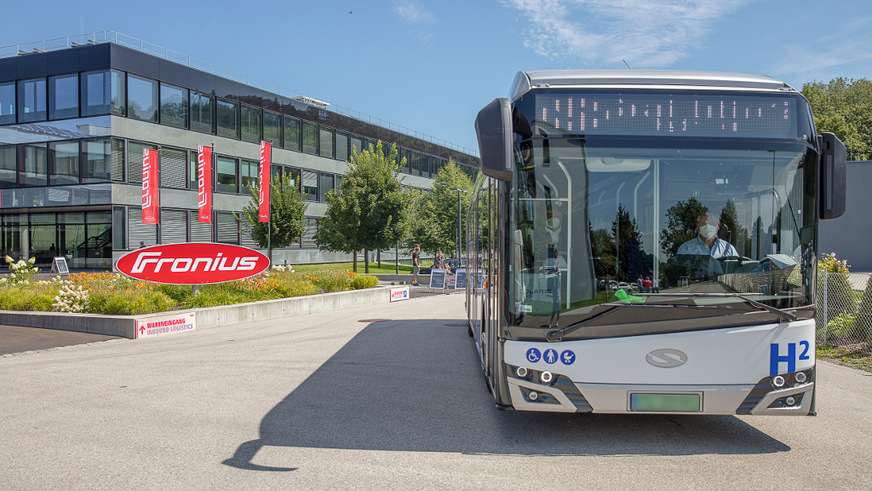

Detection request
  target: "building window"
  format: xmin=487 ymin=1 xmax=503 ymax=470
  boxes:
xmin=0 ymin=82 xmax=16 ymax=124
xmin=50 ymin=141 xmax=80 ymax=185
xmin=263 ymin=111 xmax=282 ymax=146
xmin=112 ymin=206 xmax=127 ymax=251
xmin=0 ymin=145 xmax=15 ymax=187
xmin=240 ymin=160 xmax=259 ymax=194
xmin=18 ymin=78 xmax=47 ymax=123
xmin=190 ymin=92 xmax=213 ymax=134
xmin=127 ymin=74 xmax=158 ymax=122
xmin=350 ymin=136 xmax=363 ymax=156
xmin=284 ymin=167 xmax=300 ymax=192
xmin=82 ymin=139 xmax=113 ymax=183
xmin=19 ymin=144 xmax=48 ymax=187
xmin=189 ymin=210 xmax=212 ymax=242
xmin=161 ymin=209 xmax=188 ymax=244
xmin=301 ymin=169 xmax=318 ymax=201
xmin=216 ymin=99 xmax=238 ymax=139
xmin=49 ymin=74 xmax=79 ymax=120
xmin=302 ymin=122 xmax=318 ymax=155
xmin=160 ymin=147 xmax=188 ymax=189
xmin=86 ymin=211 xmax=112 ymax=261
xmin=127 ymin=141 xmax=157 ymax=184
xmin=319 ymin=127 xmax=334 ymax=159
xmin=283 ymin=116 xmax=300 ymax=151
xmin=159 ymin=83 xmax=188 ymax=129
xmin=110 ymin=138 xmax=125 ymax=182
xmin=240 ymin=105 xmax=261 ymax=143
xmin=216 ymin=212 xmax=239 ymax=244
xmin=335 ymin=132 xmax=349 ymax=162
xmin=216 ymin=156 xmax=238 ymax=193
xmin=320 ymin=173 xmax=334 ymax=201
xmin=302 ymin=217 xmax=318 ymax=248
xmin=81 ymin=69 xmax=125 ymax=117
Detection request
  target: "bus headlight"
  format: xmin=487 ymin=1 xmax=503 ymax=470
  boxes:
xmin=785 ymin=396 xmax=797 ymax=406
xmin=540 ymin=371 xmax=554 ymax=384
xmin=771 ymin=375 xmax=786 ymax=388
xmin=516 ymin=366 xmax=528 ymax=378
xmin=528 ymin=391 xmax=539 ymax=401
xmin=794 ymin=371 xmax=807 ymax=384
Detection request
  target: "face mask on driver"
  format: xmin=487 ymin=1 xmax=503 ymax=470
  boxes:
xmin=699 ymin=223 xmax=717 ymax=240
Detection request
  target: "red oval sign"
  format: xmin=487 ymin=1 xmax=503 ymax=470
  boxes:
xmin=115 ymin=243 xmax=270 ymax=285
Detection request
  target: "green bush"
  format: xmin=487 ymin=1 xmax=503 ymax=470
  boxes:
xmin=0 ymin=283 xmax=56 ymax=311
xmin=89 ymin=288 xmax=176 ymax=315
xmin=351 ymin=274 xmax=379 ymax=290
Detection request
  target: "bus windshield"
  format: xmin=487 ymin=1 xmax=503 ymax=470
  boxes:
xmin=508 ymin=92 xmax=818 ymax=330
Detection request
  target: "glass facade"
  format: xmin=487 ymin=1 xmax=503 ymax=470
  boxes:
xmin=0 ymin=42 xmax=477 ymax=267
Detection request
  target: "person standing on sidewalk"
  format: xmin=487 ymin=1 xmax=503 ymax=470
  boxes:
xmin=412 ymin=244 xmax=421 ymax=286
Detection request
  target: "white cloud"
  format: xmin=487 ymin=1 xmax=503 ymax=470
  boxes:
xmin=394 ymin=1 xmax=437 ymax=24
xmin=503 ymin=0 xmax=750 ymax=67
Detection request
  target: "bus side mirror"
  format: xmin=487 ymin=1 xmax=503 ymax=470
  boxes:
xmin=819 ymin=132 xmax=846 ymax=220
xmin=475 ymin=98 xmax=513 ymax=181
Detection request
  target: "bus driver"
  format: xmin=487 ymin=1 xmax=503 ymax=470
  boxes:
xmin=677 ymin=212 xmax=738 ymax=259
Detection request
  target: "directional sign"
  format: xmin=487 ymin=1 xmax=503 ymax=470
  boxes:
xmin=136 ymin=312 xmax=196 ymax=339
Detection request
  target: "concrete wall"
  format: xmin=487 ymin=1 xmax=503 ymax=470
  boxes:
xmin=819 ymin=161 xmax=872 ymax=271
xmin=0 ymin=285 xmax=393 ymax=339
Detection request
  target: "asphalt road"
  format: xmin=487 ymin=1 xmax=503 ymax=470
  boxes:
xmin=2 ymin=293 xmax=870 ymax=489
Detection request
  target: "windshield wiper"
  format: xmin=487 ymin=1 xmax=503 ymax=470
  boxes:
xmin=647 ymin=293 xmax=798 ymax=323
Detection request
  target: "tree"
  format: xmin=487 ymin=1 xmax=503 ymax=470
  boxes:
xmin=406 ymin=160 xmax=474 ymax=259
xmin=802 ymin=78 xmax=872 ymax=161
xmin=612 ymin=204 xmax=648 ymax=281
xmin=239 ymin=173 xmax=307 ymax=264
xmin=314 ymin=141 xmax=409 ymax=273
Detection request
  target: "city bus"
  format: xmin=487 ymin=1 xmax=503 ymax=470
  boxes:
xmin=466 ymin=70 xmax=846 ymax=415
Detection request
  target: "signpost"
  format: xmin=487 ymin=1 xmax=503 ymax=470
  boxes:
xmin=115 ymin=243 xmax=270 ymax=285
xmin=454 ymin=268 xmax=467 ymax=291
xmin=428 ymin=268 xmax=447 ymax=293
xmin=50 ymin=257 xmax=69 ymax=275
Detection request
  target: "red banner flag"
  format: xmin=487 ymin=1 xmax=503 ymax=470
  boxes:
xmin=142 ymin=149 xmax=159 ymax=224
xmin=259 ymin=141 xmax=271 ymax=223
xmin=197 ymin=145 xmax=212 ymax=223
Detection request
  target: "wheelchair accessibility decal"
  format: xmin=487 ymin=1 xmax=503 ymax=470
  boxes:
xmin=526 ymin=348 xmax=576 ymax=365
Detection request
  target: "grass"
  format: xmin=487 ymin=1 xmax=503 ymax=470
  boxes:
xmin=817 ymin=344 xmax=872 ymax=372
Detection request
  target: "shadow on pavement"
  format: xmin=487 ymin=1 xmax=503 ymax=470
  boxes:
xmin=224 ymin=317 xmax=788 ymax=470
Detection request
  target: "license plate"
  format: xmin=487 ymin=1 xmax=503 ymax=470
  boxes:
xmin=630 ymin=393 xmax=701 ymax=412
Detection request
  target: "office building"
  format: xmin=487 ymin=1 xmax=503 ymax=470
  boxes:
xmin=0 ymin=32 xmax=478 ymax=269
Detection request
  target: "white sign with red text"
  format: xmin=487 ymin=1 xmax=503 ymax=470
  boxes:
xmin=390 ymin=286 xmax=410 ymax=302
xmin=136 ymin=312 xmax=196 ymax=339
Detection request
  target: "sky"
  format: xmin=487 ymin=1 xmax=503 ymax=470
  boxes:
xmin=2 ymin=0 xmax=871 ymax=155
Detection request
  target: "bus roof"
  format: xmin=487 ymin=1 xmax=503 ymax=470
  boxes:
xmin=510 ymin=70 xmax=796 ymax=101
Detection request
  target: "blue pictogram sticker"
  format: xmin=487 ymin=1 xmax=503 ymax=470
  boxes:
xmin=526 ymin=348 xmax=541 ymax=363
xmin=561 ymin=350 xmax=576 ymax=365
xmin=543 ymin=348 xmax=558 ymax=364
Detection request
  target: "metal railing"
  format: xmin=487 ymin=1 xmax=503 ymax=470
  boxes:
xmin=816 ymin=271 xmax=872 ymax=352
xmin=0 ymin=30 xmax=479 ymax=157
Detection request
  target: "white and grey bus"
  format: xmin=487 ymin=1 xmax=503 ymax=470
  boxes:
xmin=466 ymin=70 xmax=846 ymax=415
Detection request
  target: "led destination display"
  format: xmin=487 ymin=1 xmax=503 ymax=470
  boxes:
xmin=533 ymin=92 xmax=796 ymax=139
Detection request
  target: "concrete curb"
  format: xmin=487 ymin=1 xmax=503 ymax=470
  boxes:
xmin=0 ymin=286 xmax=394 ymax=339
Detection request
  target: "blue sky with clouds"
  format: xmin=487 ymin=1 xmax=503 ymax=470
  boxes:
xmin=3 ymin=0 xmax=871 ymax=153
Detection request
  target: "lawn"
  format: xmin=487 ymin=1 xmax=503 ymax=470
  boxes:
xmin=817 ymin=344 xmax=872 ymax=372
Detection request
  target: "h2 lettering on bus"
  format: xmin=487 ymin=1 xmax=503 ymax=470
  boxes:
xmin=770 ymin=341 xmax=811 ymax=376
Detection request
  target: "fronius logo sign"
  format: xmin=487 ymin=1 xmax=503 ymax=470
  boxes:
xmin=116 ymin=243 xmax=269 ymax=285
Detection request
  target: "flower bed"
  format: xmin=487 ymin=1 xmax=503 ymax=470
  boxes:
xmin=0 ymin=263 xmax=379 ymax=316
